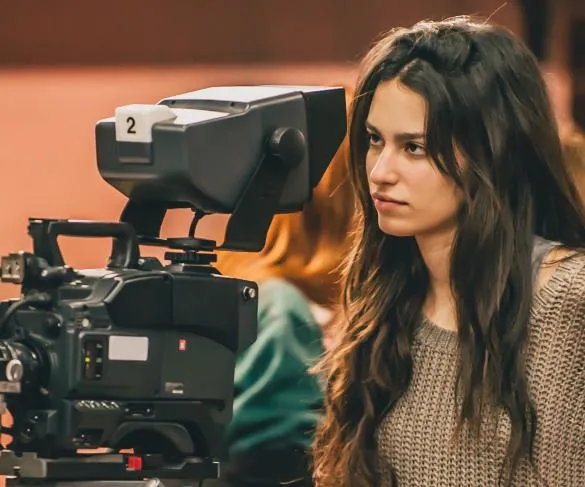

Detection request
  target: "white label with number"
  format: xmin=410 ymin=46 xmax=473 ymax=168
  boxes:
xmin=114 ymin=104 xmax=177 ymax=143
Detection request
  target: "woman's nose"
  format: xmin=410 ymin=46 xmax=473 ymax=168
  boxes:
xmin=369 ymin=148 xmax=400 ymax=186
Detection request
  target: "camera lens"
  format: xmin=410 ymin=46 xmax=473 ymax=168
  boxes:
xmin=0 ymin=341 xmax=40 ymax=393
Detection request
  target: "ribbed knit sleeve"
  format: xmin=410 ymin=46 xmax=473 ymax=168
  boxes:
xmin=514 ymin=254 xmax=585 ymax=486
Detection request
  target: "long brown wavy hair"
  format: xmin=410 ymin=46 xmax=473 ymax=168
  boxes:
xmin=312 ymin=17 xmax=585 ymax=487
xmin=217 ymin=86 xmax=355 ymax=308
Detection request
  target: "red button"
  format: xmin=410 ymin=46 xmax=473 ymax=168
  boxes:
xmin=126 ymin=455 xmax=143 ymax=471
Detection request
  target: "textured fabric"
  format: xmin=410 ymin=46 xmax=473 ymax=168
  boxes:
xmin=376 ymin=249 xmax=585 ymax=486
xmin=224 ymin=278 xmax=324 ymax=454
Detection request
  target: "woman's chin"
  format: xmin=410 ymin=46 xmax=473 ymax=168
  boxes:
xmin=377 ymin=220 xmax=416 ymax=238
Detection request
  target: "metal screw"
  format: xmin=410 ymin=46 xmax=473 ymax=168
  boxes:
xmin=5 ymin=359 xmax=23 ymax=382
xmin=241 ymin=286 xmax=256 ymax=300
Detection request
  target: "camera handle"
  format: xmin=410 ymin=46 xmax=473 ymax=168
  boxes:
xmin=27 ymin=219 xmax=139 ymax=269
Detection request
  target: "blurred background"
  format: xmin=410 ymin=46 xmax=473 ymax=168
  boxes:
xmin=0 ymin=0 xmax=583 ymax=299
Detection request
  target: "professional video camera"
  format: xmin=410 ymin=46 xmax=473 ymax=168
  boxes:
xmin=0 ymin=85 xmax=346 ymax=487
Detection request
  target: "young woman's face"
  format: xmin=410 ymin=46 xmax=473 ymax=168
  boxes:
xmin=365 ymin=79 xmax=463 ymax=239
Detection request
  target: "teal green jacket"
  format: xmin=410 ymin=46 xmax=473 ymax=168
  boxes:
xmin=224 ymin=278 xmax=325 ymax=454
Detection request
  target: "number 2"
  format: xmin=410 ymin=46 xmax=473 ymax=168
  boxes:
xmin=126 ymin=117 xmax=136 ymax=134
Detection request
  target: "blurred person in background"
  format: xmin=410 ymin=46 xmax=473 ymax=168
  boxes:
xmin=519 ymin=0 xmax=579 ymax=136
xmin=562 ymin=126 xmax=585 ymax=204
xmin=519 ymin=0 xmax=585 ymax=233
xmin=204 ymin=87 xmax=355 ymax=487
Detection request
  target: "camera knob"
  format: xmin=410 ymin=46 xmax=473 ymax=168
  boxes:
xmin=5 ymin=358 xmax=23 ymax=382
xmin=269 ymin=127 xmax=306 ymax=168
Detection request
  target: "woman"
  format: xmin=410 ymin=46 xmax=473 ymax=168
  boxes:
xmin=208 ymin=88 xmax=355 ymax=487
xmin=312 ymin=17 xmax=585 ymax=487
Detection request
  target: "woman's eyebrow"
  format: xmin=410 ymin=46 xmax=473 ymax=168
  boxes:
xmin=365 ymin=121 xmax=425 ymax=141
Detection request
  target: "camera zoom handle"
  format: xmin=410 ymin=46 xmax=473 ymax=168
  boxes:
xmin=27 ymin=219 xmax=139 ymax=269
xmin=220 ymin=126 xmax=306 ymax=252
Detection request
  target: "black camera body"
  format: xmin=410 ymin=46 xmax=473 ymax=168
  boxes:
xmin=0 ymin=223 xmax=257 ymax=459
xmin=0 ymin=85 xmax=346 ymax=484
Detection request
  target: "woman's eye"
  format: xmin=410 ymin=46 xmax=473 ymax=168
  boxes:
xmin=367 ymin=132 xmax=383 ymax=147
xmin=404 ymin=142 xmax=426 ymax=156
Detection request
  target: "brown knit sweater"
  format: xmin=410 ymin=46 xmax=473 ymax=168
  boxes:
xmin=376 ymin=253 xmax=585 ymax=486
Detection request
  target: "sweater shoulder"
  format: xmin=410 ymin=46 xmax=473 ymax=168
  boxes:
xmin=532 ymin=250 xmax=585 ymax=317
xmin=526 ymin=251 xmax=585 ymax=483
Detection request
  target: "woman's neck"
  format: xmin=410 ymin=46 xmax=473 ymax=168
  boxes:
xmin=416 ymin=229 xmax=458 ymax=331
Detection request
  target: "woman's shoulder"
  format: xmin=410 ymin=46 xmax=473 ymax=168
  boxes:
xmin=527 ymin=249 xmax=585 ymax=480
xmin=533 ymin=247 xmax=585 ymax=316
